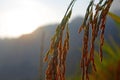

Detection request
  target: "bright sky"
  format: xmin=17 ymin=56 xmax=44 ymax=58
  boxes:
xmin=0 ymin=0 xmax=118 ymax=38
xmin=0 ymin=0 xmax=90 ymax=38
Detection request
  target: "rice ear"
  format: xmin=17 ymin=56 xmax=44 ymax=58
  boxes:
xmin=44 ymin=0 xmax=76 ymax=80
xmin=44 ymin=0 xmax=114 ymax=80
xmin=79 ymin=0 xmax=113 ymax=79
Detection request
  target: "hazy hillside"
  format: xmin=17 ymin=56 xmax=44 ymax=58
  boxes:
xmin=0 ymin=14 xmax=119 ymax=80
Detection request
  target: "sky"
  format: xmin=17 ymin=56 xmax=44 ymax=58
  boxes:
xmin=0 ymin=0 xmax=119 ymax=38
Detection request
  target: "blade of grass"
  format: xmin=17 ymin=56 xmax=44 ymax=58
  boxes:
xmin=108 ymin=12 xmax=120 ymax=28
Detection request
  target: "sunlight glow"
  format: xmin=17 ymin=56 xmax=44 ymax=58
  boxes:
xmin=0 ymin=0 xmax=57 ymax=38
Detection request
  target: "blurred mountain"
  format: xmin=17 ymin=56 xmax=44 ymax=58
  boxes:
xmin=0 ymin=13 xmax=119 ymax=80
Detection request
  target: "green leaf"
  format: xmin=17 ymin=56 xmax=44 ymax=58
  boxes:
xmin=103 ymin=42 xmax=117 ymax=60
xmin=108 ymin=12 xmax=120 ymax=27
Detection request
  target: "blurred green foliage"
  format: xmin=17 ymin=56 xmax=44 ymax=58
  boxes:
xmin=89 ymin=39 xmax=120 ymax=80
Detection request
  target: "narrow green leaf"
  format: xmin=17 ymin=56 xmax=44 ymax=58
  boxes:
xmin=108 ymin=12 xmax=120 ymax=27
xmin=103 ymin=43 xmax=117 ymax=59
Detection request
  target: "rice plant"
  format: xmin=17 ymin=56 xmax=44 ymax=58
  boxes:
xmin=44 ymin=0 xmax=114 ymax=80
